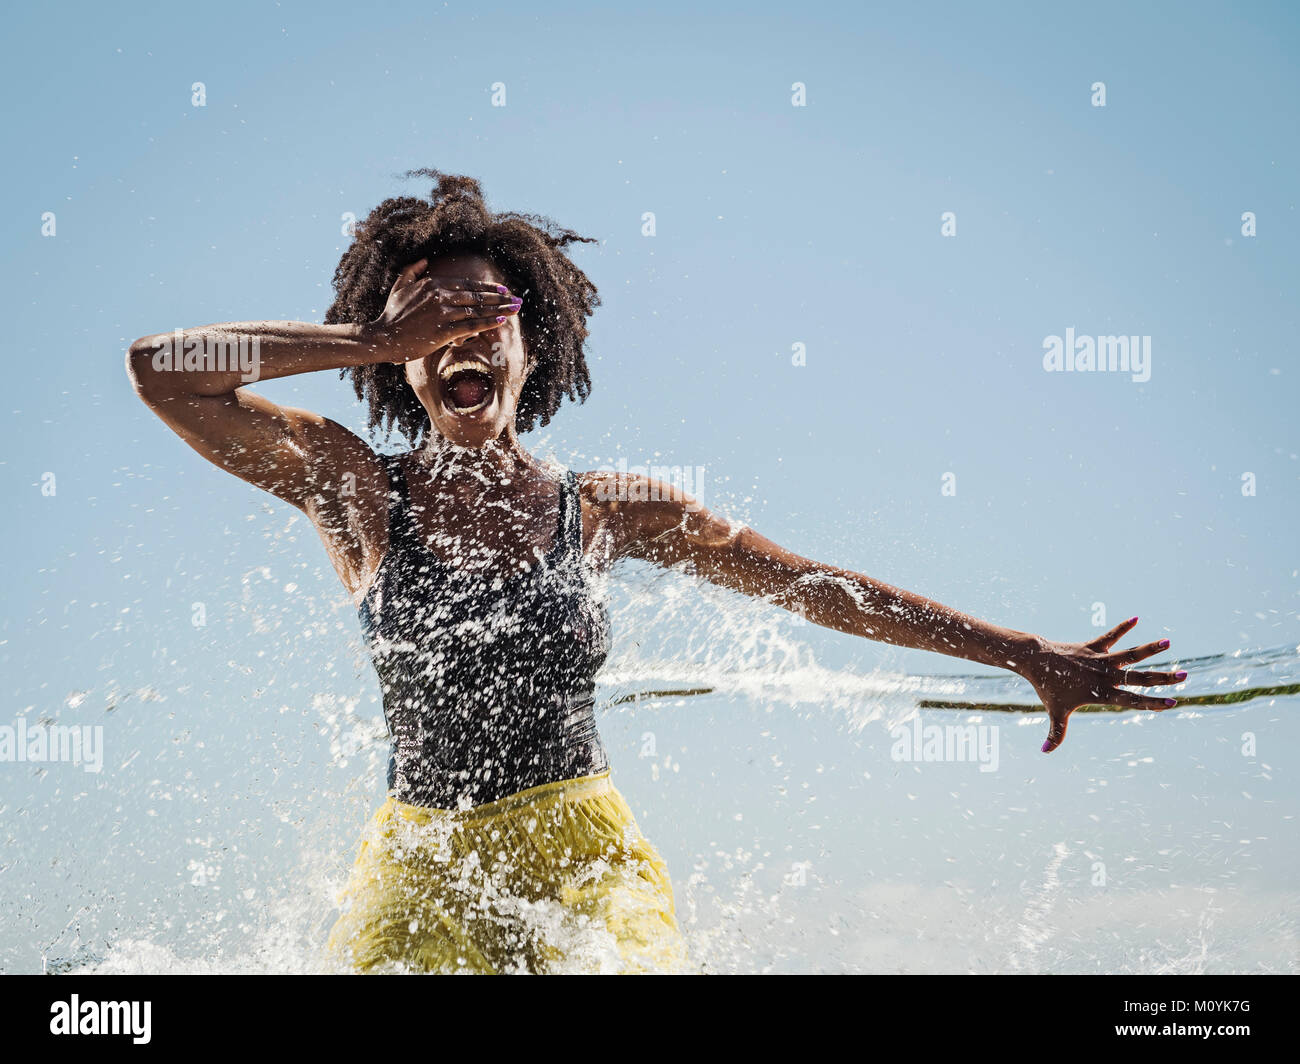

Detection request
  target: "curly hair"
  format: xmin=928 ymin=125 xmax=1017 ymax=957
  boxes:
xmin=324 ymin=169 xmax=600 ymax=443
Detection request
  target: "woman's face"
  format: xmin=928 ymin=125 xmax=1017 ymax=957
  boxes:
xmin=404 ymin=252 xmax=529 ymax=449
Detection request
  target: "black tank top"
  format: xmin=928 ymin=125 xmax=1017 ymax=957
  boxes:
xmin=358 ymin=454 xmax=611 ymax=809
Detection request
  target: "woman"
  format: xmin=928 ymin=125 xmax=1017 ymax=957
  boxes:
xmin=126 ymin=170 xmax=1183 ymax=974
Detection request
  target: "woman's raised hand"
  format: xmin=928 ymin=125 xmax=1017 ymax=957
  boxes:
xmin=366 ymin=258 xmax=522 ymax=362
xmin=1017 ymin=617 xmax=1185 ymax=753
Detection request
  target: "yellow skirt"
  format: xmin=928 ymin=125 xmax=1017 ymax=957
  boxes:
xmin=326 ymin=771 xmax=692 ymax=974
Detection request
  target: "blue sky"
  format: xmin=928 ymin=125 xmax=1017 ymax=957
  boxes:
xmin=6 ymin=0 xmax=1296 ymax=683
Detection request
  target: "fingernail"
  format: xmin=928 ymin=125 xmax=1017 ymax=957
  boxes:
xmin=510 ymin=297 xmax=523 ymax=306
xmin=1175 ymin=671 xmax=1187 ymax=680
xmin=1164 ymin=698 xmax=1177 ymax=707
xmin=1128 ymin=616 xmax=1139 ymax=624
xmin=1159 ymin=639 xmax=1170 ymax=649
xmin=496 ymin=285 xmax=508 ymax=294
xmin=1041 ymin=740 xmax=1052 ymax=753
xmin=495 ymin=315 xmax=506 ymax=323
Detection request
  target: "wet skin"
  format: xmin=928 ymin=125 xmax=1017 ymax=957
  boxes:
xmin=127 ymin=254 xmax=1185 ymax=752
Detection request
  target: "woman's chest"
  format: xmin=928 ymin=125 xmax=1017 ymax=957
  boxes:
xmin=362 ymin=557 xmax=608 ymax=653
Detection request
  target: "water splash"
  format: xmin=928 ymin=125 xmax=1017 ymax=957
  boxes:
xmin=9 ymin=557 xmax=1298 ymax=975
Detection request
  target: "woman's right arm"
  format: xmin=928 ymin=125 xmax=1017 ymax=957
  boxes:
xmin=124 ymin=260 xmax=519 ymax=593
xmin=126 ymin=317 xmax=386 ymax=506
xmin=126 ymin=318 xmax=397 ymax=594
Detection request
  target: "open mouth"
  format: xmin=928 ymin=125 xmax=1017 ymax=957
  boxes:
xmin=437 ymin=359 xmax=496 ymax=414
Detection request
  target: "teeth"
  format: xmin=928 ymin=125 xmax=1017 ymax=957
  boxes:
xmin=439 ymin=358 xmax=493 ymax=412
xmin=438 ymin=359 xmax=492 ymax=382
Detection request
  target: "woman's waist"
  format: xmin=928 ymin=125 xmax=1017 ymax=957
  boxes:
xmin=386 ymin=729 xmax=611 ymax=811
xmin=367 ymin=645 xmax=607 ymax=693
xmin=385 ymin=768 xmax=617 ymax=822
xmin=381 ymin=685 xmax=603 ymax=735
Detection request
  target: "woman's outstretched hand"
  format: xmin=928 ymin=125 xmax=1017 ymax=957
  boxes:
xmin=1016 ymin=617 xmax=1184 ymax=753
xmin=366 ymin=258 xmax=522 ymax=362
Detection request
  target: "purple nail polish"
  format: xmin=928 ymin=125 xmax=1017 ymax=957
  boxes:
xmin=1175 ymin=671 xmax=1187 ymax=680
xmin=495 ymin=315 xmax=506 ymax=323
xmin=1164 ymin=698 xmax=1177 ymax=707
xmin=496 ymin=285 xmax=508 ymax=294
xmin=1128 ymin=616 xmax=1139 ymax=624
xmin=1159 ymin=639 xmax=1170 ymax=649
xmin=1041 ymin=740 xmax=1052 ymax=753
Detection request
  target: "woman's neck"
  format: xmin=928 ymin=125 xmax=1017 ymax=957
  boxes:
xmin=414 ymin=428 xmax=544 ymax=485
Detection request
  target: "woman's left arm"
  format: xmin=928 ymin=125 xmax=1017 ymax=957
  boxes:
xmin=589 ymin=473 xmax=1183 ymax=753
